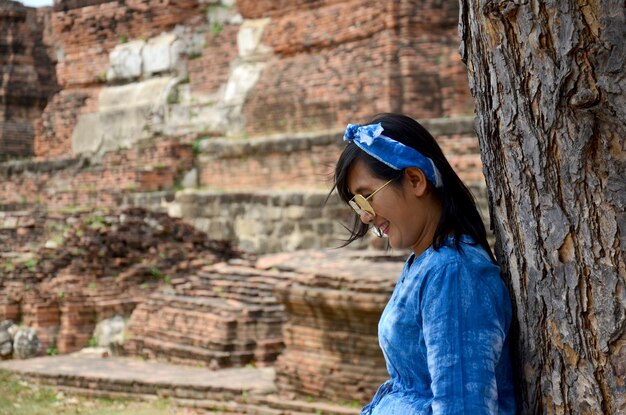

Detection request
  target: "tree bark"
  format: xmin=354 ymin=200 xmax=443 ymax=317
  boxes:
xmin=458 ymin=1 xmax=625 ymax=413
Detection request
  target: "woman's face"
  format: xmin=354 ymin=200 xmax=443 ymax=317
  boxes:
xmin=346 ymin=159 xmax=441 ymax=254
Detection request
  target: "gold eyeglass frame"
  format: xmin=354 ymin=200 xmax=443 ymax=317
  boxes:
xmin=348 ymin=178 xmax=394 ymax=218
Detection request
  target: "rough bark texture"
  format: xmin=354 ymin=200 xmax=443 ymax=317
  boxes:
xmin=459 ymin=1 xmax=625 ymax=414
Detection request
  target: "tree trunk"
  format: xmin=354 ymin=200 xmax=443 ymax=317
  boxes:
xmin=458 ymin=1 xmax=625 ymax=413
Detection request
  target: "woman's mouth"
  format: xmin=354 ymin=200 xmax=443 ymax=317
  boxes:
xmin=379 ymin=222 xmax=390 ymax=235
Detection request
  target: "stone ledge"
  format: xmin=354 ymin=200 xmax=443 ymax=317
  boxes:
xmin=53 ymin=0 xmax=112 ymax=12
xmin=421 ymin=116 xmax=475 ymax=136
xmin=177 ymin=395 xmax=361 ymax=414
xmin=0 ymin=354 xmax=360 ymax=414
xmin=0 ymin=156 xmax=88 ymax=176
xmin=199 ymin=117 xmax=476 ymax=159
xmin=0 ymin=354 xmax=275 ymax=396
xmin=199 ymin=130 xmax=341 ymax=158
xmin=125 ymin=187 xmax=489 ymax=255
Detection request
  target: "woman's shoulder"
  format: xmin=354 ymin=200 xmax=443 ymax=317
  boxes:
xmin=419 ymin=235 xmax=497 ymax=271
xmin=415 ymin=237 xmax=512 ymax=315
xmin=407 ymin=236 xmax=505 ymax=299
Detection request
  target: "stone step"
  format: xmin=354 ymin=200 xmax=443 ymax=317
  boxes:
xmin=0 ymin=354 xmax=360 ymax=415
xmin=176 ymin=398 xmax=286 ymax=415
xmin=250 ymin=395 xmax=360 ymax=415
xmin=0 ymin=354 xmax=275 ymax=400
xmin=177 ymin=395 xmax=361 ymax=415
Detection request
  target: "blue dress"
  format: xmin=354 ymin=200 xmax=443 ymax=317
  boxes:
xmin=362 ymin=236 xmax=516 ymax=414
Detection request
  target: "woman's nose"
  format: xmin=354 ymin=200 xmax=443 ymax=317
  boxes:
xmin=359 ymin=211 xmax=374 ymax=224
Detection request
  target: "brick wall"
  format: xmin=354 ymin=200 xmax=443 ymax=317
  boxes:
xmin=0 ymin=138 xmax=193 ymax=210
xmin=395 ymin=0 xmax=473 ymax=117
xmin=188 ymin=25 xmax=240 ymax=95
xmin=243 ymin=32 xmax=397 ymax=136
xmin=35 ymin=87 xmax=101 ymax=158
xmin=0 ymin=1 xmax=58 ymax=160
xmin=33 ymin=0 xmax=204 ymax=159
xmin=236 ymin=0 xmax=347 ymax=19
xmin=243 ymin=1 xmax=395 ymax=137
xmin=199 ymin=133 xmax=342 ymax=191
xmin=51 ymin=0 xmax=202 ymax=88
xmin=199 ymin=118 xmax=485 ymax=192
xmin=27 ymin=0 xmax=474 ymax=159
xmin=242 ymin=0 xmax=473 ymax=137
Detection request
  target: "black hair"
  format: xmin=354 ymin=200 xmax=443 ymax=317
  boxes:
xmin=330 ymin=113 xmax=495 ymax=262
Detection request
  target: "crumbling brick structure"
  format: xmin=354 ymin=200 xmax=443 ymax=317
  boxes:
xmin=240 ymin=0 xmax=473 ymax=136
xmin=0 ymin=1 xmax=58 ymax=160
xmin=0 ymin=207 xmax=237 ymax=353
xmin=35 ymin=0 xmax=205 ymax=158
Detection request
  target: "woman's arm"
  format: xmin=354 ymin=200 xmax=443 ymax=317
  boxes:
xmin=420 ymin=260 xmax=510 ymax=414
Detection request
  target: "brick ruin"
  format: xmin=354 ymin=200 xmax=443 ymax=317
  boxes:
xmin=0 ymin=208 xmax=237 ymax=353
xmin=259 ymin=250 xmax=404 ymax=403
xmin=0 ymin=0 xmax=486 ymax=408
xmin=124 ymin=261 xmax=289 ymax=369
xmin=0 ymin=1 xmax=58 ymax=160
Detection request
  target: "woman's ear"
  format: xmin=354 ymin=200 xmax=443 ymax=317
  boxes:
xmin=404 ymin=167 xmax=428 ymax=197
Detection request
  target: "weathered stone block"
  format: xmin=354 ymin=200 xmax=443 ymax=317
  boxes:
xmin=223 ymin=62 xmax=266 ymax=106
xmin=234 ymin=217 xmax=267 ymax=235
xmin=94 ymin=315 xmax=125 ymax=348
xmin=0 ymin=329 xmax=12 ymax=358
xmin=72 ymin=77 xmax=177 ymax=155
xmin=181 ymin=168 xmax=198 ymax=189
xmin=13 ymin=327 xmax=41 ymax=359
xmin=207 ymin=219 xmax=235 ymax=240
xmin=142 ymin=33 xmax=185 ymax=76
xmin=107 ymin=40 xmax=145 ymax=82
xmin=192 ymin=217 xmax=211 ymax=233
xmin=237 ymin=18 xmax=271 ymax=58
xmin=303 ymin=193 xmax=328 ymax=208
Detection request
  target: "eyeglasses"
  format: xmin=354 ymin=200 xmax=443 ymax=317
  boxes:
xmin=348 ymin=178 xmax=394 ymax=218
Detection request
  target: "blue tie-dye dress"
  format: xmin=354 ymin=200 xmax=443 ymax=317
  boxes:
xmin=362 ymin=236 xmax=516 ymax=415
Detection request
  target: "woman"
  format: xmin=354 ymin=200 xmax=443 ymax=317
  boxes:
xmin=332 ymin=113 xmax=516 ymax=414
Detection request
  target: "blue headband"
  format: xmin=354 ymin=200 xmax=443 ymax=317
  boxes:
xmin=343 ymin=123 xmax=443 ymax=188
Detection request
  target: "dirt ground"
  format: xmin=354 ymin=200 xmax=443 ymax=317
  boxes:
xmin=0 ymin=370 xmax=204 ymax=415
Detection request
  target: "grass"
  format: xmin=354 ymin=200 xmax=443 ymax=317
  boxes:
xmin=0 ymin=370 xmax=197 ymax=415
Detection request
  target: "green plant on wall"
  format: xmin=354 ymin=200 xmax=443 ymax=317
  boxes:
xmin=211 ymin=22 xmax=223 ymax=36
xmin=3 ymin=261 xmax=14 ymax=272
xmin=24 ymin=258 xmax=38 ymax=271
xmin=192 ymin=139 xmax=202 ymax=156
xmin=188 ymin=51 xmax=202 ymax=60
xmin=150 ymin=267 xmax=162 ymax=279
xmin=167 ymin=87 xmax=180 ymax=105
xmin=84 ymin=214 xmax=105 ymax=228
xmin=88 ymin=337 xmax=98 ymax=347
